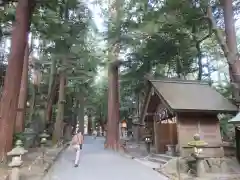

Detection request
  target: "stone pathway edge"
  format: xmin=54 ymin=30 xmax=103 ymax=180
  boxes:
xmin=43 ymin=143 xmax=70 ymax=174
xmin=119 ymin=150 xmax=169 ymax=179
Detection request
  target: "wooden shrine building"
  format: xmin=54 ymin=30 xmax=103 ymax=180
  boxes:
xmin=140 ymin=79 xmax=238 ymax=157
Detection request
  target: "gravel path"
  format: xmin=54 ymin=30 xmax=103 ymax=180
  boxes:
xmin=43 ymin=136 xmax=168 ymax=180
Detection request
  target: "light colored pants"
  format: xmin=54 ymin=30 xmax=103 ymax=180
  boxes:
xmin=74 ymin=145 xmax=81 ymax=165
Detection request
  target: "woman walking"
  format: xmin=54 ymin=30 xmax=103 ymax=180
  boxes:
xmin=71 ymin=130 xmax=84 ymax=167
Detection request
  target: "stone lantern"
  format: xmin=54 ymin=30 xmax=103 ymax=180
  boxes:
xmin=188 ymin=133 xmax=208 ymax=177
xmin=39 ymin=130 xmax=49 ymax=163
xmin=120 ymin=119 xmax=127 ymax=138
xmin=39 ymin=130 xmax=49 ymax=145
xmin=23 ymin=128 xmax=37 ymax=148
xmin=188 ymin=134 xmax=208 ymax=155
xmin=7 ymin=140 xmax=28 ymax=180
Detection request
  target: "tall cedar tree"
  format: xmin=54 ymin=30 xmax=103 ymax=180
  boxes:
xmin=0 ymin=0 xmax=34 ymax=161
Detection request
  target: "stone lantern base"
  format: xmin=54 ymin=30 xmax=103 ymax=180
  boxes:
xmin=166 ymin=144 xmax=176 ymax=156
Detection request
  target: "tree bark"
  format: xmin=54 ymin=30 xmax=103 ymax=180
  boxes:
xmin=48 ymin=59 xmax=57 ymax=95
xmin=105 ymin=0 xmax=121 ymax=150
xmin=28 ymin=84 xmax=36 ymax=124
xmin=78 ymin=94 xmax=85 ymax=134
xmin=87 ymin=113 xmax=92 ymax=135
xmin=208 ymin=3 xmax=240 ymax=102
xmin=0 ymin=0 xmax=32 ymax=161
xmin=63 ymin=122 xmax=72 ymax=141
xmin=223 ymin=0 xmax=238 ymax=55
xmin=72 ymin=97 xmax=78 ymax=134
xmin=46 ymin=75 xmax=59 ymax=122
xmin=15 ymin=44 xmax=30 ymax=133
xmin=222 ymin=0 xmax=240 ymax=103
xmin=106 ymin=65 xmax=120 ymax=150
xmin=52 ymin=70 xmax=66 ymax=143
xmin=45 ymin=61 xmax=57 ymax=123
xmin=100 ymin=118 xmax=105 ymax=136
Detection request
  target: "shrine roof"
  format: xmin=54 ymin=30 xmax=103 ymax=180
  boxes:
xmin=149 ymin=79 xmax=238 ymax=113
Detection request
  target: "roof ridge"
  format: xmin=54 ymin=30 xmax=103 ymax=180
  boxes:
xmin=149 ymin=79 xmax=208 ymax=85
xmin=147 ymin=79 xmax=237 ymax=113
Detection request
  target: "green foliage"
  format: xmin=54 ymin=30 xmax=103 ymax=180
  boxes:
xmin=94 ymin=0 xmax=239 ymax=121
xmin=25 ymin=0 xmax=101 ymax=126
xmin=219 ymin=114 xmax=235 ymax=143
xmin=108 ymin=0 xmax=208 ymax=116
xmin=0 ymin=0 xmax=239 ymax=137
xmin=13 ymin=132 xmax=26 ymax=145
xmin=86 ymin=76 xmax=108 ymax=122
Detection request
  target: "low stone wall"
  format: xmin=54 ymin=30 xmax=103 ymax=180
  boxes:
xmin=159 ymin=157 xmax=240 ymax=180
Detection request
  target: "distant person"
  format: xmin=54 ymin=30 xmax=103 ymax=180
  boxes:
xmin=92 ymin=130 xmax=97 ymax=139
xmin=71 ymin=130 xmax=84 ymax=167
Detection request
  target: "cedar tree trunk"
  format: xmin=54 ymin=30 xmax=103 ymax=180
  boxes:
xmin=222 ymin=0 xmax=240 ymax=102
xmin=52 ymin=70 xmax=66 ymax=143
xmin=15 ymin=44 xmax=30 ymax=133
xmin=106 ymin=64 xmax=120 ymax=150
xmin=0 ymin=0 xmax=33 ymax=161
xmin=87 ymin=114 xmax=92 ymax=135
xmin=78 ymin=94 xmax=84 ymax=134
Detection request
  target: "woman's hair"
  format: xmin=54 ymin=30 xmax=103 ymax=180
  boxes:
xmin=77 ymin=129 xmax=82 ymax=133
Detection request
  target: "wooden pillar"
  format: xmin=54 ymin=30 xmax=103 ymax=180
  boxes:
xmin=169 ymin=119 xmax=173 ymax=145
xmin=153 ymin=119 xmax=160 ymax=153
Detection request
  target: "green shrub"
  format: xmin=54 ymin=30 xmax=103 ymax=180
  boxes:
xmin=13 ymin=132 xmax=26 ymax=146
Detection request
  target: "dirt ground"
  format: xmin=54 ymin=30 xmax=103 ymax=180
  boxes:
xmin=0 ymin=145 xmax=67 ymax=180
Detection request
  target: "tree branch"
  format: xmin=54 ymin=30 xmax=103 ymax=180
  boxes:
xmin=207 ymin=6 xmax=231 ymax=61
xmin=196 ymin=16 xmax=213 ymax=43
